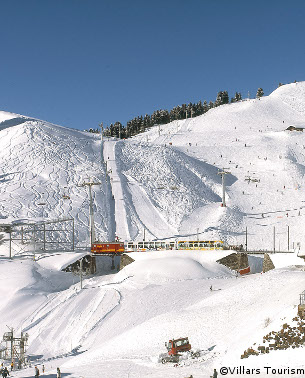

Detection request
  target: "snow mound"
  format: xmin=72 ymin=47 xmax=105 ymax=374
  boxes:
xmin=269 ymin=82 xmax=305 ymax=114
xmin=0 ymin=110 xmax=19 ymax=123
xmin=117 ymin=256 xmax=224 ymax=283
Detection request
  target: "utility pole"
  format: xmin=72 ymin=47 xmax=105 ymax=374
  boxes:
xmin=99 ymin=122 xmax=104 ymax=163
xmin=9 ymin=227 xmax=12 ymax=259
xmin=10 ymin=327 xmax=13 ymax=363
xmin=245 ymin=227 xmax=248 ymax=251
xmin=72 ymin=218 xmax=75 ymax=251
xmin=78 ymin=179 xmax=101 ymax=246
xmin=43 ymin=223 xmax=46 ymax=251
xmin=217 ymin=168 xmax=231 ymax=207
xmin=288 ymin=225 xmax=290 ymax=251
xmin=33 ymin=225 xmax=36 ymax=261
xmin=80 ymin=258 xmax=83 ymax=289
xmin=273 ymin=226 xmax=275 ymax=253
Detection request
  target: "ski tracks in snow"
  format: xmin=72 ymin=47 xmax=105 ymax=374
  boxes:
xmin=0 ymin=120 xmax=113 ymax=249
xmin=103 ymin=140 xmax=131 ymax=241
xmin=22 ymin=283 xmax=122 ymax=357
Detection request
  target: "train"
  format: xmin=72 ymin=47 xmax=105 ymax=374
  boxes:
xmin=125 ymin=240 xmax=225 ymax=252
xmin=91 ymin=240 xmax=225 ymax=255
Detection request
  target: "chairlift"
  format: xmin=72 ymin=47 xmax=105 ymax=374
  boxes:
xmin=37 ymin=192 xmax=46 ymax=206
xmin=62 ymin=187 xmax=70 ymax=200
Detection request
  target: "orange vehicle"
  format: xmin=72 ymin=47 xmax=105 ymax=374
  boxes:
xmin=166 ymin=337 xmax=192 ymax=355
xmin=159 ymin=337 xmax=199 ymax=363
xmin=91 ymin=242 xmax=124 ymax=254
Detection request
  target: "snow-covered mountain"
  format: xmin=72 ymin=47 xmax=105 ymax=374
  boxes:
xmin=1 ymin=82 xmax=305 ymax=377
xmin=0 ymin=114 xmax=115 ymax=249
xmin=2 ymin=82 xmax=305 ymax=250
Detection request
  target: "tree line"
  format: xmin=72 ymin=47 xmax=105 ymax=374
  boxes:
xmin=86 ymin=88 xmax=265 ymax=138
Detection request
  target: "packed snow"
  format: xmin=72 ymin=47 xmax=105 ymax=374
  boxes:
xmin=1 ymin=82 xmax=305 ymax=377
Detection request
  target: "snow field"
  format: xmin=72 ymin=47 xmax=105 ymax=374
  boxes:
xmin=2 ymin=250 xmax=305 ymax=378
xmin=0 ymin=119 xmax=114 ymax=254
xmin=2 ymin=82 xmax=305 ymax=376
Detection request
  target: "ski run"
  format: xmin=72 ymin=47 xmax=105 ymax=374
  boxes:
xmin=1 ymin=82 xmax=305 ymax=377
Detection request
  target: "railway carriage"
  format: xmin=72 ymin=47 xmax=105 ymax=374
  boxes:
xmin=125 ymin=240 xmax=225 ymax=252
xmin=91 ymin=242 xmax=124 ymax=254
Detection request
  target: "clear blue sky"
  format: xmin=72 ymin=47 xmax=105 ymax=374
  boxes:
xmin=0 ymin=0 xmax=304 ymax=131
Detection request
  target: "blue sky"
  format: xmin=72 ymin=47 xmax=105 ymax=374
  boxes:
xmin=0 ymin=0 xmax=304 ymax=131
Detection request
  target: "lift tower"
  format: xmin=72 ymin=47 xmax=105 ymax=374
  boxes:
xmin=99 ymin=122 xmax=104 ymax=163
xmin=78 ymin=179 xmax=101 ymax=246
xmin=217 ymin=168 xmax=231 ymax=207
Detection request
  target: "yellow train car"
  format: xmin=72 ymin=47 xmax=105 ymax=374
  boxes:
xmin=177 ymin=241 xmax=224 ymax=250
xmin=125 ymin=240 xmax=225 ymax=252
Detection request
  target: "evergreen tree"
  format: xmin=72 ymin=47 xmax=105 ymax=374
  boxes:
xmin=105 ymin=87 xmax=247 ymax=139
xmin=256 ymin=88 xmax=264 ymax=98
xmin=126 ymin=121 xmax=132 ymax=137
xmin=187 ymin=102 xmax=194 ymax=117
xmin=231 ymin=92 xmax=242 ymax=103
xmin=114 ymin=121 xmax=122 ymax=138
xmin=196 ymin=100 xmax=204 ymax=116
xmin=222 ymin=91 xmax=229 ymax=104
xmin=109 ymin=123 xmax=114 ymax=137
xmin=215 ymin=91 xmax=229 ymax=106
xmin=143 ymin=114 xmax=151 ymax=129
xmin=215 ymin=91 xmax=223 ymax=107
xmin=169 ymin=107 xmax=176 ymax=122
xmin=181 ymin=104 xmax=187 ymax=118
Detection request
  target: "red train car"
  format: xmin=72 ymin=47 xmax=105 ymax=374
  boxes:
xmin=91 ymin=242 xmax=125 ymax=254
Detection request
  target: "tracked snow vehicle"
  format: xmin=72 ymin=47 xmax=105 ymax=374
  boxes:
xmin=159 ymin=337 xmax=200 ymax=363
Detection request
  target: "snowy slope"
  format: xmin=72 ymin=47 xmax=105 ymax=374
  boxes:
xmin=2 ymin=82 xmax=305 ymax=377
xmin=2 ymin=82 xmax=305 ymax=249
xmin=120 ymin=81 xmax=305 ymax=249
xmin=2 ymin=251 xmax=305 ymax=378
xmin=0 ymin=114 xmax=114 ymax=254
